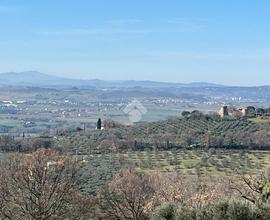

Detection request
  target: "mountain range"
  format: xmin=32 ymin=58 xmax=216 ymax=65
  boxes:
xmin=0 ymin=71 xmax=224 ymax=88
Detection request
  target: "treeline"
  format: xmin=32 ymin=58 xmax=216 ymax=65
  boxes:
xmin=0 ymin=135 xmax=54 ymax=152
xmin=245 ymin=106 xmax=270 ymax=116
xmin=181 ymin=107 xmax=270 ymax=119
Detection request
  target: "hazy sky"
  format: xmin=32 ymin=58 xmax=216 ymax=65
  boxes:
xmin=1 ymin=0 xmax=270 ymax=85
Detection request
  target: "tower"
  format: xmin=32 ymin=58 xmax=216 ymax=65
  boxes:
xmin=218 ymin=106 xmax=229 ymax=118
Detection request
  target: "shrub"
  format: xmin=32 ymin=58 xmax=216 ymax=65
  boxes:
xmin=151 ymin=203 xmax=177 ymax=220
xmin=213 ymin=201 xmax=255 ymax=220
xmin=152 ymin=201 xmax=267 ymax=220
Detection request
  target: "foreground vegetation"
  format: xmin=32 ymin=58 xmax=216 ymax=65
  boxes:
xmin=1 ymin=149 xmax=270 ymax=219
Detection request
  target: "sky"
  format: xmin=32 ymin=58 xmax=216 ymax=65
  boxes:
xmin=0 ymin=0 xmax=270 ymax=85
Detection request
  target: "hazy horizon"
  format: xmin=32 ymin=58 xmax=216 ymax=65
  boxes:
xmin=1 ymin=0 xmax=270 ymax=86
xmin=0 ymin=70 xmax=225 ymax=85
xmin=2 ymin=70 xmax=270 ymax=87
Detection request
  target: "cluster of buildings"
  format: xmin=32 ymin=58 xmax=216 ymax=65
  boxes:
xmin=218 ymin=106 xmax=248 ymax=118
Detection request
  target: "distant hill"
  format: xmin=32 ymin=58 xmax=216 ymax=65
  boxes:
xmin=0 ymin=71 xmax=224 ymax=88
xmin=0 ymin=71 xmax=88 ymax=87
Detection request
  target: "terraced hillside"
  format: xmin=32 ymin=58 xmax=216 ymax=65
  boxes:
xmin=131 ymin=117 xmax=259 ymax=137
xmin=56 ymin=115 xmax=270 ymax=154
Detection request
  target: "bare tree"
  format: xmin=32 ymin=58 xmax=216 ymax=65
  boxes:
xmin=62 ymin=191 xmax=97 ymax=220
xmin=148 ymin=174 xmax=231 ymax=210
xmin=230 ymin=171 xmax=270 ymax=204
xmin=147 ymin=173 xmax=188 ymax=210
xmin=98 ymin=169 xmax=154 ymax=220
xmin=0 ymin=149 xmax=78 ymax=220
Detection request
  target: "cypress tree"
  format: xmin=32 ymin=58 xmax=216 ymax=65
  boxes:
xmin=97 ymin=118 xmax=102 ymax=130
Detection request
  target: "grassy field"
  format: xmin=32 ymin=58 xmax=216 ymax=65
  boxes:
xmin=85 ymin=150 xmax=270 ymax=176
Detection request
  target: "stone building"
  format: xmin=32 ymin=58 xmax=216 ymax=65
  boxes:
xmin=218 ymin=106 xmax=229 ymax=118
xmin=218 ymin=106 xmax=248 ymax=118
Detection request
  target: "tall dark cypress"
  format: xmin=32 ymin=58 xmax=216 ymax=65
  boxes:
xmin=97 ymin=118 xmax=102 ymax=130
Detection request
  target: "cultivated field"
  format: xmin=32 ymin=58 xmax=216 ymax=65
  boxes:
xmin=85 ymin=150 xmax=270 ymax=176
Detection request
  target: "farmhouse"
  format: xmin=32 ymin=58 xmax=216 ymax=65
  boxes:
xmin=218 ymin=106 xmax=248 ymax=118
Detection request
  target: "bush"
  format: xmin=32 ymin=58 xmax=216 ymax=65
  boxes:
xmin=213 ymin=201 xmax=255 ymax=220
xmin=151 ymin=201 xmax=269 ymax=220
xmin=151 ymin=203 xmax=177 ymax=220
xmin=256 ymin=203 xmax=270 ymax=220
xmin=175 ymin=207 xmax=212 ymax=220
